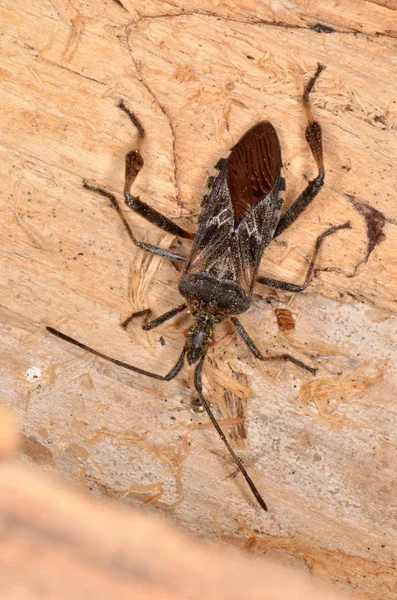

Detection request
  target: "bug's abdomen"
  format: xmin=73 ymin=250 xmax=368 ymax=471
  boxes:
xmin=179 ymin=273 xmax=251 ymax=316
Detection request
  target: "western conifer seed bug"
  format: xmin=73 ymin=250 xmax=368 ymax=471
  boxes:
xmin=47 ymin=65 xmax=351 ymax=511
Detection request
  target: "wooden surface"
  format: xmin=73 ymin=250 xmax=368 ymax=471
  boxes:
xmin=1 ymin=1 xmax=396 ymax=598
xmin=0 ymin=453 xmax=355 ymax=600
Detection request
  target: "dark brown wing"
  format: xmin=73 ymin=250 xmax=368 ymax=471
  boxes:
xmin=183 ymin=122 xmax=283 ymax=293
xmin=183 ymin=168 xmax=234 ymax=276
xmin=227 ymin=121 xmax=281 ymax=225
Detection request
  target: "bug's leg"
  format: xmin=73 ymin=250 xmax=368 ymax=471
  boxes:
xmin=275 ymin=64 xmax=326 ymax=238
xmin=231 ymin=317 xmax=316 ymax=375
xmin=194 ymin=356 xmax=268 ymax=511
xmin=118 ymin=101 xmax=194 ymax=240
xmin=83 ymin=183 xmax=187 ymax=262
xmin=121 ymin=308 xmax=152 ymax=329
xmin=257 ymin=222 xmax=351 ymax=293
xmin=142 ymin=304 xmax=187 ymax=331
xmin=46 ymin=327 xmax=186 ymax=381
xmin=124 ymin=154 xmax=195 ymax=240
xmin=123 ymin=303 xmax=187 ymax=331
xmin=118 ymin=100 xmax=146 ymax=140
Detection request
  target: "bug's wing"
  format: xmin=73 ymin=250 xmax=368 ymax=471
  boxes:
xmin=184 ymin=168 xmax=235 ymax=276
xmin=227 ymin=121 xmax=282 ymax=225
xmin=184 ymin=121 xmax=283 ymax=289
xmin=232 ymin=122 xmax=283 ymax=292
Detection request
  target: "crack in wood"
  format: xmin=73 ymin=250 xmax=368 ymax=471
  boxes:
xmin=130 ymin=10 xmax=397 ymax=40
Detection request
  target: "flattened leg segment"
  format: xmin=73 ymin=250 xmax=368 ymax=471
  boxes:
xmin=83 ymin=99 xmax=198 ymax=261
xmin=275 ymin=65 xmax=326 ymax=238
xmin=120 ymin=104 xmax=194 ymax=240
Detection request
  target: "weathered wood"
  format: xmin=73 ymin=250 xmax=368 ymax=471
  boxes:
xmin=0 ymin=459 xmax=355 ymax=600
xmin=0 ymin=1 xmax=396 ymax=598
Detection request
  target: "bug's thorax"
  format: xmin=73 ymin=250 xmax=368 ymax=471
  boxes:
xmin=179 ymin=273 xmax=252 ymax=318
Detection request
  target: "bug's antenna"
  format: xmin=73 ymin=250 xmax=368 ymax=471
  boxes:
xmin=46 ymin=327 xmax=186 ymax=381
xmin=194 ymin=357 xmax=268 ymax=512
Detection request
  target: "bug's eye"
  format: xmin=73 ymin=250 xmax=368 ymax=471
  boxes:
xmin=183 ymin=329 xmax=192 ymax=338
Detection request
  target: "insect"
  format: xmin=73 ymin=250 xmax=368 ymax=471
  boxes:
xmin=47 ymin=64 xmax=351 ymax=512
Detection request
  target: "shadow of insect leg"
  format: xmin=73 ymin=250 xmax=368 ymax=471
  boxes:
xmin=275 ymin=64 xmax=326 ymax=238
xmin=257 ymin=222 xmax=351 ymax=292
xmin=122 ymin=304 xmax=187 ymax=331
xmin=231 ymin=317 xmax=316 ymax=375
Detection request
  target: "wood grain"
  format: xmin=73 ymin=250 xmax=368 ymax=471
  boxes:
xmin=0 ymin=1 xmax=396 ymax=598
xmin=0 ymin=458 xmax=355 ymax=600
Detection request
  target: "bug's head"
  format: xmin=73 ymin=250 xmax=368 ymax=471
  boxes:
xmin=184 ymin=314 xmax=216 ymax=365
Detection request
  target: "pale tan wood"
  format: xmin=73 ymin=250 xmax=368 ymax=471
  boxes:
xmin=0 ymin=458 xmax=355 ymax=600
xmin=0 ymin=1 xmax=396 ymax=599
